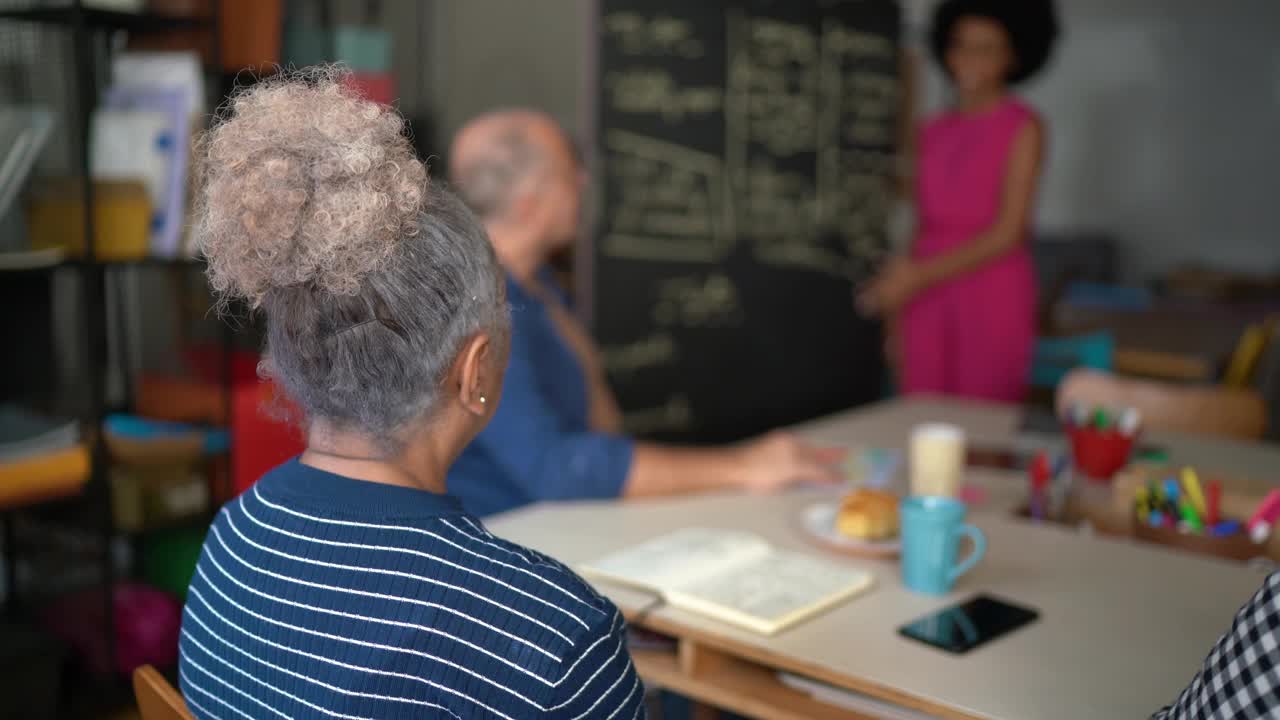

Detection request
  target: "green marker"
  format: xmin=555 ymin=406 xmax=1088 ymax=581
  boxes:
xmin=1179 ymin=501 xmax=1204 ymax=533
xmin=1138 ymin=448 xmax=1170 ymax=463
xmin=1093 ymin=408 xmax=1111 ymax=430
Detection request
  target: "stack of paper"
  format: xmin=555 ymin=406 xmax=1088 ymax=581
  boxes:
xmin=0 ymin=405 xmax=79 ymax=463
xmin=0 ymin=406 xmax=88 ymax=508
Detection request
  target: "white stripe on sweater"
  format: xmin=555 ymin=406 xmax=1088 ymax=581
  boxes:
xmin=192 ymin=571 xmax=621 ymax=690
xmin=546 ymin=620 xmax=628 ymax=711
xmin=252 ymin=486 xmax=603 ymax=618
xmin=607 ymin=673 xmax=644 ymax=719
xmin=180 ymin=668 xmax=244 ymax=720
xmin=444 ymin=516 xmax=541 ymax=563
xmin=571 ymin=651 xmax=636 ymax=720
xmin=180 ymin=644 xmax=310 ymax=720
xmin=190 ymin=577 xmax=546 ymax=687
xmin=205 ymin=525 xmax=563 ymax=663
xmin=221 ymin=510 xmax=575 ymax=645
xmin=183 ymin=630 xmax=464 ymax=720
xmin=185 ymin=605 xmax=518 ymax=718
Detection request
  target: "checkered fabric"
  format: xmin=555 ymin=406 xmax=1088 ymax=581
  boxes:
xmin=1153 ymin=572 xmax=1280 ymax=719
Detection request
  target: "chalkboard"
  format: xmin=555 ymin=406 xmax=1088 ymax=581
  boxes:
xmin=593 ymin=0 xmax=900 ymax=443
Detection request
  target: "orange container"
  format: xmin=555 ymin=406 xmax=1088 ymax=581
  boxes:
xmin=133 ymin=0 xmax=282 ymax=73
xmin=0 ymin=445 xmax=91 ymax=509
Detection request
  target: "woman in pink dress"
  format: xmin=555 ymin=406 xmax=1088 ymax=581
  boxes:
xmin=861 ymin=0 xmax=1059 ymax=403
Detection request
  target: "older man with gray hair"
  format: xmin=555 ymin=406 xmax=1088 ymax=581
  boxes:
xmin=447 ymin=110 xmax=843 ymax=517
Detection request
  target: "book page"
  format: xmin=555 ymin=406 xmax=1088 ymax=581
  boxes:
xmin=668 ymin=551 xmax=873 ymax=634
xmin=583 ymin=528 xmax=773 ymax=591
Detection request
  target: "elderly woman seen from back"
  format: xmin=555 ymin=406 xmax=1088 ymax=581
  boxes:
xmin=178 ymin=68 xmax=644 ymax=719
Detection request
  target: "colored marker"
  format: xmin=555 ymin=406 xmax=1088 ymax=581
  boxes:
xmin=1028 ymin=452 xmax=1051 ymax=520
xmin=1212 ymin=520 xmax=1242 ymax=537
xmin=1119 ymin=408 xmax=1142 ymax=436
xmin=1072 ymin=404 xmax=1091 ymax=428
xmin=1181 ymin=468 xmax=1207 ymax=516
xmin=1093 ymin=408 xmax=1111 ymax=430
xmin=1061 ymin=403 xmax=1077 ymax=429
xmin=1048 ymin=466 xmax=1073 ymax=520
xmin=1030 ymin=452 xmax=1050 ymax=487
xmin=1149 ymin=510 xmax=1165 ymax=528
xmin=1179 ymin=501 xmax=1203 ymax=533
xmin=1206 ymin=480 xmax=1222 ymax=526
xmin=1163 ymin=478 xmax=1181 ymax=504
xmin=1138 ymin=447 xmax=1170 ymax=463
xmin=1247 ymin=490 xmax=1280 ymax=544
xmin=1051 ymin=452 xmax=1069 ymax=479
xmin=1135 ymin=487 xmax=1150 ymax=524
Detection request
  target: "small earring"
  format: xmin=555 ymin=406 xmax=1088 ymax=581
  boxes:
xmin=479 ymin=395 xmax=487 ymax=404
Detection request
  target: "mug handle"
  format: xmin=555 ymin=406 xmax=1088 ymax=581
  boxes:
xmin=948 ymin=524 xmax=987 ymax=585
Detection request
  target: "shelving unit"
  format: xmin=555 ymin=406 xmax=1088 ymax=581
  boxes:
xmin=0 ymin=5 xmax=210 ymax=32
xmin=0 ymin=1 xmax=233 ymax=711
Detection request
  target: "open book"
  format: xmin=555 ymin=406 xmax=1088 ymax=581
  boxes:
xmin=582 ymin=528 xmax=874 ymax=635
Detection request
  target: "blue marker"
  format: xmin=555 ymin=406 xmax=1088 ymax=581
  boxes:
xmin=1163 ymin=478 xmax=1181 ymax=504
xmin=1149 ymin=510 xmax=1165 ymax=528
xmin=1212 ymin=520 xmax=1242 ymax=537
xmin=1050 ymin=452 xmax=1069 ymax=479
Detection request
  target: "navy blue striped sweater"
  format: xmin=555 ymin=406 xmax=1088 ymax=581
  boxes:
xmin=179 ymin=459 xmax=645 ymax=719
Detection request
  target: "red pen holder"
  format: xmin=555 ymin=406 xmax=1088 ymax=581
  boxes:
xmin=1068 ymin=426 xmax=1136 ymax=481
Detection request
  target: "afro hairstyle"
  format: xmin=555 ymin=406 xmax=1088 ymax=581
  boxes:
xmin=929 ymin=0 xmax=1060 ymax=85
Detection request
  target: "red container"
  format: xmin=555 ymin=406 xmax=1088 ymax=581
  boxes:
xmin=1068 ymin=425 xmax=1136 ymax=481
xmin=343 ymin=72 xmax=396 ymax=105
xmin=183 ymin=349 xmax=305 ymax=496
xmin=230 ymin=378 xmax=304 ymax=496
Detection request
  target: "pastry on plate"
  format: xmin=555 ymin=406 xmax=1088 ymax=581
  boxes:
xmin=836 ymin=488 xmax=899 ymax=541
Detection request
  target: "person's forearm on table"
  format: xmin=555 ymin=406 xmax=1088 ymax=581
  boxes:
xmin=623 ymin=434 xmax=845 ymax=498
xmin=622 ymin=444 xmax=746 ymax=498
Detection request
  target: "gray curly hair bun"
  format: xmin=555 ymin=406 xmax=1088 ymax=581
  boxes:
xmin=193 ymin=67 xmax=509 ymax=442
xmin=194 ymin=66 xmax=425 ymax=304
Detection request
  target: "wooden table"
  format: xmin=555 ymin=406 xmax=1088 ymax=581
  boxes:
xmin=489 ymin=398 xmax=1280 ymax=720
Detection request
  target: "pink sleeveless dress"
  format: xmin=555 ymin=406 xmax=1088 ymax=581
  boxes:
xmin=902 ymin=97 xmax=1038 ymax=403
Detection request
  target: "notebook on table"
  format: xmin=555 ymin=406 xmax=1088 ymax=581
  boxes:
xmin=581 ymin=528 xmax=874 ymax=635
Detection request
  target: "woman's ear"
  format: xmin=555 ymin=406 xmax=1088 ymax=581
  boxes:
xmin=456 ymin=333 xmax=493 ymax=417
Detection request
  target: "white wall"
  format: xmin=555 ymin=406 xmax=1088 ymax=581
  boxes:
xmin=426 ymin=0 xmax=590 ymax=152
xmin=903 ymin=0 xmax=1280 ymax=280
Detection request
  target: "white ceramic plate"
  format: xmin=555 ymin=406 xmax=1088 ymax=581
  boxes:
xmin=800 ymin=501 xmax=901 ymax=558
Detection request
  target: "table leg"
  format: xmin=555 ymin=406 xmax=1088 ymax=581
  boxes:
xmin=2 ymin=512 xmax=16 ymax=617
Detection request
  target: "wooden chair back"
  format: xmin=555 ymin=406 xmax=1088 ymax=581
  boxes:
xmin=133 ymin=665 xmax=194 ymax=720
xmin=1057 ymin=369 xmax=1268 ymax=441
xmin=1223 ymin=317 xmax=1277 ymax=388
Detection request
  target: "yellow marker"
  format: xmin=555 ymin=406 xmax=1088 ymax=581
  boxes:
xmin=1135 ymin=487 xmax=1150 ymax=524
xmin=1182 ymin=467 xmax=1207 ymax=516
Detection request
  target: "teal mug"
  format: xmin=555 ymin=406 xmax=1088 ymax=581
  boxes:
xmin=900 ymin=496 xmax=987 ymax=595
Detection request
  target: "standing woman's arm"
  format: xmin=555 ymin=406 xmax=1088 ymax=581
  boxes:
xmin=859 ymin=115 xmax=1044 ymax=315
xmin=911 ymin=116 xmax=1045 ymax=288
